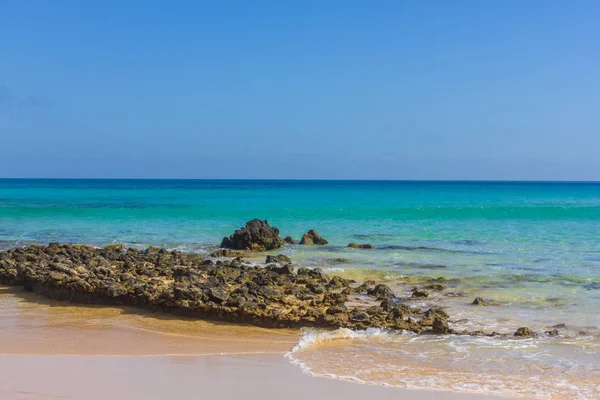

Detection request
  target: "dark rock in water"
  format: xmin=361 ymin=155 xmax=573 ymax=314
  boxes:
xmin=432 ymin=318 xmax=453 ymax=334
xmin=145 ymin=246 xmax=162 ymax=253
xmin=347 ymin=243 xmax=374 ymax=249
xmin=424 ymin=284 xmax=445 ymax=291
xmin=265 ymin=254 xmax=292 ymax=264
xmin=367 ymin=284 xmax=395 ymax=299
xmin=220 ymin=219 xmax=284 ymax=251
xmin=421 ymin=307 xmax=449 ymax=326
xmin=284 ymin=236 xmax=297 ymax=245
xmin=553 ymin=323 xmax=566 ymax=328
xmin=472 ymin=297 xmax=489 ymax=306
xmin=514 ymin=327 xmax=538 ymax=338
xmin=411 ymin=288 xmax=429 ymax=298
xmin=545 ymin=329 xmax=559 ymax=337
xmin=211 ymin=249 xmax=235 ymax=258
xmin=299 ymin=230 xmax=328 ymax=245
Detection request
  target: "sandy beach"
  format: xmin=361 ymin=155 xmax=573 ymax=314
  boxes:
xmin=0 ymin=286 xmax=516 ymax=400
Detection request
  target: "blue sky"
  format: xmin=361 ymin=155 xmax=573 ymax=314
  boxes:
xmin=1 ymin=1 xmax=599 ymax=179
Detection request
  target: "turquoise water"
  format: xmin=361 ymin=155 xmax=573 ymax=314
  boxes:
xmin=1 ymin=179 xmax=600 ymax=397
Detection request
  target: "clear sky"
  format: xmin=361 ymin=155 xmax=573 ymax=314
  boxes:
xmin=1 ymin=1 xmax=599 ymax=180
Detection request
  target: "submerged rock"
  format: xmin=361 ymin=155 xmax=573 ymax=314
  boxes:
xmin=514 ymin=327 xmax=538 ymax=338
xmin=347 ymin=243 xmax=374 ymax=249
xmin=545 ymin=329 xmax=559 ymax=337
xmin=472 ymin=297 xmax=489 ymax=306
xmin=299 ymin=230 xmax=328 ymax=245
xmin=220 ymin=219 xmax=284 ymax=251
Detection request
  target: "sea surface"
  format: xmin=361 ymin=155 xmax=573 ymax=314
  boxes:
xmin=1 ymin=179 xmax=599 ymax=399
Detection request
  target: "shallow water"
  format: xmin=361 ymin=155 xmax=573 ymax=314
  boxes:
xmin=1 ymin=179 xmax=599 ymax=398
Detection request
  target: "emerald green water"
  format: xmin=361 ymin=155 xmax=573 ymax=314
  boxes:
xmin=1 ymin=179 xmax=599 ymax=398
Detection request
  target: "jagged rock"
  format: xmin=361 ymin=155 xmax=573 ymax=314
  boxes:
xmin=220 ymin=219 xmax=284 ymax=251
xmin=514 ymin=327 xmax=538 ymax=338
xmin=545 ymin=329 xmax=559 ymax=337
xmin=283 ymin=236 xmax=297 ymax=244
xmin=472 ymin=297 xmax=489 ymax=306
xmin=265 ymin=254 xmax=292 ymax=264
xmin=367 ymin=284 xmax=395 ymax=299
xmin=347 ymin=243 xmax=374 ymax=249
xmin=299 ymin=230 xmax=328 ymax=245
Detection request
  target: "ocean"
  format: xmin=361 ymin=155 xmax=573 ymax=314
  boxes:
xmin=1 ymin=179 xmax=599 ymax=398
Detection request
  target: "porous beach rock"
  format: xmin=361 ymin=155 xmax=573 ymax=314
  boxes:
xmin=299 ymin=230 xmax=328 ymax=245
xmin=220 ymin=219 xmax=284 ymax=251
xmin=514 ymin=327 xmax=538 ymax=338
xmin=0 ymin=243 xmax=491 ymax=336
xmin=347 ymin=243 xmax=374 ymax=249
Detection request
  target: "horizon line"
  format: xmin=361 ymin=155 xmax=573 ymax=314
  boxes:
xmin=1 ymin=177 xmax=600 ymax=183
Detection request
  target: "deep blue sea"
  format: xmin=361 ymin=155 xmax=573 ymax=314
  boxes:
xmin=1 ymin=179 xmax=599 ymax=398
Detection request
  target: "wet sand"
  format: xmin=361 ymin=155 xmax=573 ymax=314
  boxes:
xmin=0 ymin=286 xmax=517 ymax=400
xmin=0 ymin=354 xmax=515 ymax=400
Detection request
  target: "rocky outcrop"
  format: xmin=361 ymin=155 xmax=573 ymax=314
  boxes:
xmin=283 ymin=236 xmax=297 ymax=244
xmin=220 ymin=219 xmax=284 ymax=251
xmin=299 ymin=230 xmax=328 ymax=245
xmin=0 ymin=243 xmax=460 ymax=333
